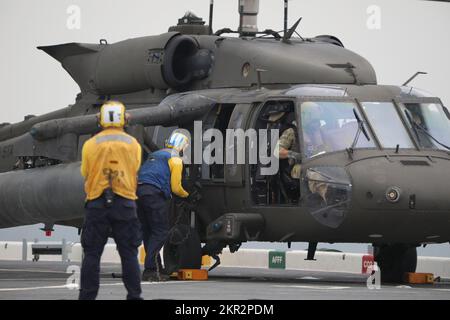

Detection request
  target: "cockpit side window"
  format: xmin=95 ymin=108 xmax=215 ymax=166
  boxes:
xmin=299 ymin=101 xmax=375 ymax=159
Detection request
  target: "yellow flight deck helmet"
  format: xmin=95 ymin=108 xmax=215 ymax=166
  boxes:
xmin=99 ymin=101 xmax=127 ymax=128
xmin=165 ymin=131 xmax=190 ymax=152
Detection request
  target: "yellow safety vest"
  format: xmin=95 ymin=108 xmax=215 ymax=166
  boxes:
xmin=81 ymin=128 xmax=142 ymax=201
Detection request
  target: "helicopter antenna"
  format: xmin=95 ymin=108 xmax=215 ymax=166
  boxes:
xmin=283 ymin=17 xmax=303 ymax=42
xmin=238 ymin=1 xmax=244 ymax=36
xmin=402 ymin=71 xmax=427 ymax=87
xmin=294 ymin=31 xmax=305 ymax=41
xmin=209 ymin=0 xmax=214 ymax=35
xmin=284 ymin=0 xmax=288 ymax=36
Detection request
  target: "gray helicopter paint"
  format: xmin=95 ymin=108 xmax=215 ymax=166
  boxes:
xmin=0 ymin=162 xmax=85 ymax=228
xmin=1 ymin=85 xmax=449 ymax=245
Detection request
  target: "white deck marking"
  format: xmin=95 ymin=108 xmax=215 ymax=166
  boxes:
xmin=0 ymin=285 xmax=71 ymax=292
xmin=432 ymin=288 xmax=450 ymax=292
xmin=0 ymin=280 xmax=210 ymax=292
xmin=0 ymin=268 xmax=68 ymax=274
xmin=273 ymin=285 xmax=350 ymax=290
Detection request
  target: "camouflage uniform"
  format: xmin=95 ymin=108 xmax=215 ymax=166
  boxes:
xmin=278 ymin=127 xmax=329 ymax=203
xmin=278 ymin=127 xmax=301 ymax=179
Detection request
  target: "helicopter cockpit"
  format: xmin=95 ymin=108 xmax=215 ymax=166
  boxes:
xmin=250 ymin=84 xmax=450 ymax=220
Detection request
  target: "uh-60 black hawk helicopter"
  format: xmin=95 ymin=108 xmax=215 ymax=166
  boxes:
xmin=0 ymin=0 xmax=449 ymax=282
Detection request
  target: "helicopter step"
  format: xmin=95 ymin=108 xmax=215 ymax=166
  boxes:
xmin=206 ymin=213 xmax=265 ymax=242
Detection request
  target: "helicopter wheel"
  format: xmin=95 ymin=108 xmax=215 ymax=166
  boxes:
xmin=374 ymin=244 xmax=417 ymax=283
xmin=163 ymin=224 xmax=202 ymax=275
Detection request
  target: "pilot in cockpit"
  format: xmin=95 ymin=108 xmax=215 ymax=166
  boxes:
xmin=274 ymin=102 xmax=330 ymax=204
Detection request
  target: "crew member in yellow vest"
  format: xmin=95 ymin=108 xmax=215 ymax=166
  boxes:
xmin=79 ymin=101 xmax=143 ymax=300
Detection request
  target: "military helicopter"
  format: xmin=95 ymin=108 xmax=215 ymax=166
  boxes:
xmin=0 ymin=0 xmax=449 ymax=282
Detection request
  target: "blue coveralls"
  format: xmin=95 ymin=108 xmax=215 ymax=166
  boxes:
xmin=137 ymin=149 xmax=173 ymax=272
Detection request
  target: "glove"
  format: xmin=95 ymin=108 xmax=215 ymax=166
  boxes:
xmin=174 ymin=195 xmax=193 ymax=212
xmin=187 ymin=189 xmax=202 ymax=204
xmin=287 ymin=150 xmax=302 ymax=163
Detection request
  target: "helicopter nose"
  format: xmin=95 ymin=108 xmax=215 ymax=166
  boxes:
xmin=345 ymin=156 xmax=450 ymax=240
xmin=301 ymin=156 xmax=450 ymax=233
xmin=348 ymin=157 xmax=450 ymax=212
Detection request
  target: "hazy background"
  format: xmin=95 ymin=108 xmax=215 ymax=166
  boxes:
xmin=0 ymin=0 xmax=449 ymax=256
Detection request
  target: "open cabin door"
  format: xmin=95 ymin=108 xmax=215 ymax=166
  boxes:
xmin=248 ymin=99 xmax=299 ymax=206
xmin=224 ymin=103 xmax=254 ymax=187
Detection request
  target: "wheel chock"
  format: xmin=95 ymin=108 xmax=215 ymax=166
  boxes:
xmin=404 ymin=272 xmax=434 ymax=284
xmin=177 ymin=269 xmax=208 ymax=281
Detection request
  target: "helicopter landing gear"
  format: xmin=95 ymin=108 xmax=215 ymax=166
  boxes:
xmin=374 ymin=244 xmax=417 ymax=283
xmin=202 ymin=241 xmax=230 ymax=272
xmin=163 ymin=224 xmax=202 ymax=275
xmin=305 ymin=242 xmax=318 ymax=261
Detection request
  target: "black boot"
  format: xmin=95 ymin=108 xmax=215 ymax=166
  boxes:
xmin=142 ymin=269 xmax=170 ymax=282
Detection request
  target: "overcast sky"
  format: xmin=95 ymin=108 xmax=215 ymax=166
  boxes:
xmin=1 ymin=0 xmax=449 ymax=124
xmin=0 ymin=0 xmax=449 ymax=256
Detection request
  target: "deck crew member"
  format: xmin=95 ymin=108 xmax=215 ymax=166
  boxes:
xmin=137 ymin=131 xmax=190 ymax=282
xmin=79 ymin=101 xmax=142 ymax=300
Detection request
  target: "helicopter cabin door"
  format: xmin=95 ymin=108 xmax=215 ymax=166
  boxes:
xmin=249 ymin=99 xmax=299 ymax=206
xmin=223 ymin=103 xmax=254 ymax=185
xmin=223 ymin=103 xmax=254 ymax=207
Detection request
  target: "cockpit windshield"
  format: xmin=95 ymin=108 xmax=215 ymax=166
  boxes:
xmin=401 ymin=103 xmax=450 ymax=150
xmin=299 ymin=101 xmax=375 ymax=159
xmin=361 ymin=102 xmax=415 ymax=149
xmin=297 ymin=99 xmax=449 ymax=159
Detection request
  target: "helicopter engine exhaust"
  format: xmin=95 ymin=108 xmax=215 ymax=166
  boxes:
xmin=38 ymin=34 xmax=214 ymax=94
